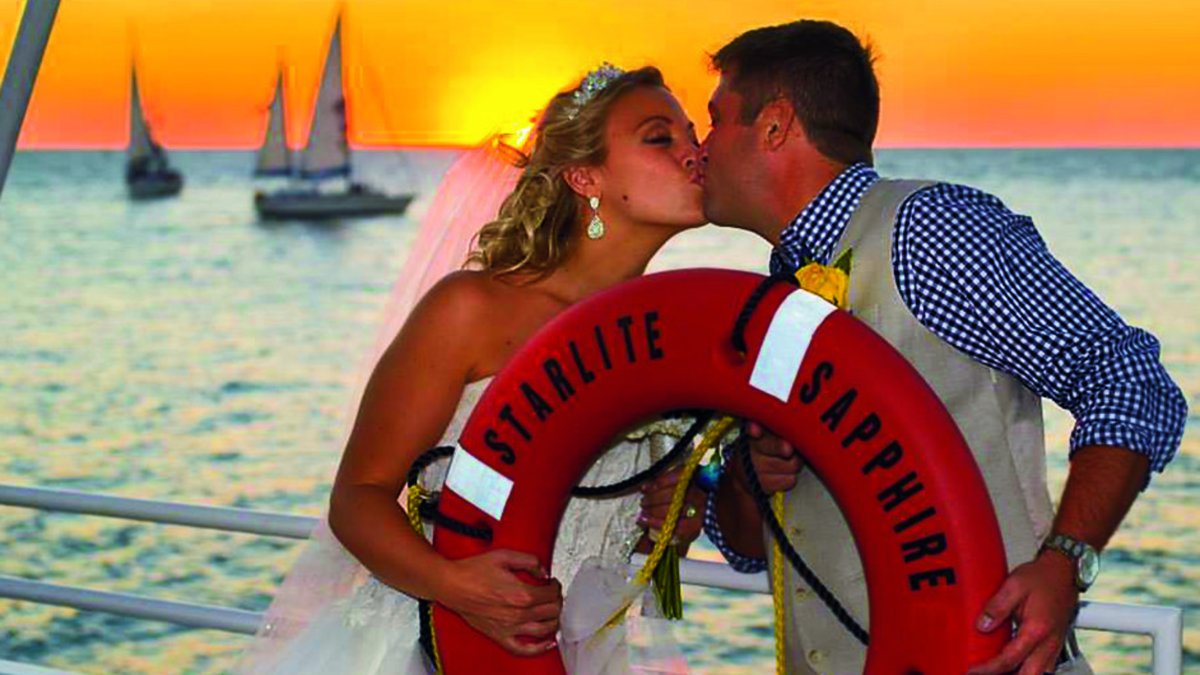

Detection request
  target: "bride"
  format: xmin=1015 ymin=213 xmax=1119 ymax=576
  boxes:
xmin=236 ymin=63 xmax=709 ymax=674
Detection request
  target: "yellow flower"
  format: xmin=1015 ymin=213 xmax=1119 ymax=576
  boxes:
xmin=795 ymin=262 xmax=849 ymax=309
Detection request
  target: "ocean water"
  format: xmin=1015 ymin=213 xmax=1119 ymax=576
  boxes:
xmin=0 ymin=149 xmax=1195 ymax=673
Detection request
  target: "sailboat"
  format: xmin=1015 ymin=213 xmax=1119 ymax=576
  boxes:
xmin=126 ymin=67 xmax=183 ymax=199
xmin=254 ymin=18 xmax=413 ymax=220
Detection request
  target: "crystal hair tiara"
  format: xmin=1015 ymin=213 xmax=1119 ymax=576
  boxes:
xmin=565 ymin=62 xmax=626 ymax=120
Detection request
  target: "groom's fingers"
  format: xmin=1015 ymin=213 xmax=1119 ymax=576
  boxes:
xmin=758 ymin=454 xmax=803 ymax=474
xmin=759 ymin=473 xmax=799 ymax=494
xmin=755 ymin=452 xmax=803 ymax=494
xmin=746 ymin=421 xmax=764 ymax=438
xmin=749 ymin=434 xmax=795 ymax=459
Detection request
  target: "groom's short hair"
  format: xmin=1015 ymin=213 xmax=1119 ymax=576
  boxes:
xmin=712 ymin=20 xmax=879 ymax=166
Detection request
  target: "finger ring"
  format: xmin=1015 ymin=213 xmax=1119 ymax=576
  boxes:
xmin=684 ymin=504 xmax=698 ymax=519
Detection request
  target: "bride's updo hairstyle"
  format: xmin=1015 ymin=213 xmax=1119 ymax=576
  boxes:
xmin=469 ymin=65 xmax=665 ymax=277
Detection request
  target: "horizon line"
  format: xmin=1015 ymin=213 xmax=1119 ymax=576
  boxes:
xmin=14 ymin=143 xmax=1200 ymax=152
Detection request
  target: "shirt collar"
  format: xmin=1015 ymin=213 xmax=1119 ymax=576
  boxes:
xmin=771 ymin=162 xmax=879 ymax=274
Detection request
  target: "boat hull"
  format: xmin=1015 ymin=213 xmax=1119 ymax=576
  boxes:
xmin=127 ymin=173 xmax=183 ymax=200
xmin=254 ymin=190 xmax=413 ymax=220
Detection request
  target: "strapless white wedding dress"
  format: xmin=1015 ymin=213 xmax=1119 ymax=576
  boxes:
xmin=242 ymin=377 xmax=687 ymax=674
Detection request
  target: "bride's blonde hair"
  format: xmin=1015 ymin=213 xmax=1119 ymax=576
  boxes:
xmin=468 ymin=66 xmax=665 ymax=277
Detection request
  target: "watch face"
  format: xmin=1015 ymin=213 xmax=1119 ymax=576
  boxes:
xmin=1079 ymin=548 xmax=1101 ymax=587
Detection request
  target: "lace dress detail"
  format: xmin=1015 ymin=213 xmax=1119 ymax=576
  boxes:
xmin=267 ymin=378 xmax=685 ymax=674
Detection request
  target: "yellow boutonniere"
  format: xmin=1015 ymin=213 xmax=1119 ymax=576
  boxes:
xmin=794 ymin=248 xmax=853 ymax=310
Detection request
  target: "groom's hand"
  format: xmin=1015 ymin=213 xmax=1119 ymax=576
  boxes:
xmin=966 ymin=551 xmax=1079 ymax=675
xmin=738 ymin=421 xmax=804 ymax=495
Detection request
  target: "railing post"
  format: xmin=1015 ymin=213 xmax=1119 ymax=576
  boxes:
xmin=1076 ymin=601 xmax=1184 ymax=675
xmin=0 ymin=0 xmax=62 ymax=198
xmin=1152 ymin=605 xmax=1183 ymax=675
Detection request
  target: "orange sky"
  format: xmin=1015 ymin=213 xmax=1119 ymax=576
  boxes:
xmin=2 ymin=0 xmax=1198 ymax=149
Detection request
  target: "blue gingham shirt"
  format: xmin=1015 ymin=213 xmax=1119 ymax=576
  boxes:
xmin=705 ymin=163 xmax=1188 ymax=572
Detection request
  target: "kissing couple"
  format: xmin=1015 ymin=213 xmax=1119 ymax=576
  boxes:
xmin=236 ymin=18 xmax=1186 ymax=675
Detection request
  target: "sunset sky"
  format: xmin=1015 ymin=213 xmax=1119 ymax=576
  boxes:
xmin=2 ymin=0 xmax=1198 ymax=149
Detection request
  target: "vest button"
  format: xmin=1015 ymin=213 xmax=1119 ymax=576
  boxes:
xmin=807 ymin=649 xmax=825 ymax=665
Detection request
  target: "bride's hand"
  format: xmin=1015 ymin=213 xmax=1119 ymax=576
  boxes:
xmin=438 ymin=549 xmax=563 ymax=656
xmin=637 ymin=466 xmax=706 ymax=545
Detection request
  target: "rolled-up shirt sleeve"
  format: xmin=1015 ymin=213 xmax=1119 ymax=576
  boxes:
xmin=893 ymin=184 xmax=1187 ymax=477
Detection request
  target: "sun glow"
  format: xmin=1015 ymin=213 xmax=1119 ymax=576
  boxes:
xmin=2 ymin=0 xmax=1197 ymax=148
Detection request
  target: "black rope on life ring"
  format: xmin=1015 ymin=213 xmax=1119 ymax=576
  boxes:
xmin=730 ymin=272 xmax=799 ymax=356
xmin=734 ymin=433 xmax=870 ymax=645
xmin=414 ymin=493 xmax=493 ymax=542
xmin=406 ymin=445 xmax=455 ymax=488
xmin=571 ymin=410 xmax=715 ymax=497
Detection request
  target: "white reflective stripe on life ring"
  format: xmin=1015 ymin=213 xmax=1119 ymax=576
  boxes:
xmin=748 ymin=290 xmax=836 ymax=402
xmin=444 ymin=444 xmax=513 ymax=521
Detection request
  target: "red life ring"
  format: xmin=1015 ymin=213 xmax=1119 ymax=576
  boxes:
xmin=432 ymin=268 xmax=1008 ymax=674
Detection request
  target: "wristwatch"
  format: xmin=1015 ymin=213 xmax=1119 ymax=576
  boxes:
xmin=1041 ymin=533 xmax=1100 ymax=592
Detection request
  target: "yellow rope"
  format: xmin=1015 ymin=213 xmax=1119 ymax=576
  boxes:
xmin=771 ymin=491 xmax=787 ymax=675
xmin=768 ymin=263 xmax=846 ymax=671
xmin=406 ymin=484 xmax=444 ymax=675
xmin=406 ymin=483 xmax=427 ymax=536
xmin=603 ymin=415 xmax=737 ymax=629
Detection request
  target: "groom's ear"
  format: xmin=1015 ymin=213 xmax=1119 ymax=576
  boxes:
xmin=563 ymin=165 xmax=600 ymax=198
xmin=759 ymin=99 xmax=799 ymax=152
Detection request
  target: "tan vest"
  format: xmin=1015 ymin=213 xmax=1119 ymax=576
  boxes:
xmin=768 ymin=179 xmax=1063 ymax=673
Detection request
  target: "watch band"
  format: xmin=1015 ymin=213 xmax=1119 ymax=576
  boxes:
xmin=1044 ymin=533 xmax=1086 ymax=559
xmin=1041 ymin=533 xmax=1099 ymax=592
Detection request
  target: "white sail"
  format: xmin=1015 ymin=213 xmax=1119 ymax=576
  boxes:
xmin=255 ymin=73 xmax=293 ymax=177
xmin=300 ymin=18 xmax=350 ymax=179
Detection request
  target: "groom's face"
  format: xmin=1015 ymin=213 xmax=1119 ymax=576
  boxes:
xmin=701 ymin=77 xmax=760 ymax=228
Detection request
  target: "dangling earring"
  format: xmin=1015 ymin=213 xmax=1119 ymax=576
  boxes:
xmin=586 ymin=195 xmax=605 ymax=240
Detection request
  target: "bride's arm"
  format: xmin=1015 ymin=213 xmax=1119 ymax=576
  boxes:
xmin=327 ymin=272 xmax=561 ymax=655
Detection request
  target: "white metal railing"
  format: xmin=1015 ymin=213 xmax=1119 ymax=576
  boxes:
xmin=0 ymin=659 xmax=76 ymax=675
xmin=0 ymin=483 xmax=1185 ymax=674
xmin=0 ymin=484 xmax=315 ymax=539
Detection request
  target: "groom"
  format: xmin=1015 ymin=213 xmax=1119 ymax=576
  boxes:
xmin=699 ymin=20 xmax=1187 ymax=675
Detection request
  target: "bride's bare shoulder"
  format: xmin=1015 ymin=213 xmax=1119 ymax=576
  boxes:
xmin=421 ymin=270 xmax=518 ymax=312
xmin=411 ymin=270 xmax=536 ymax=335
xmin=400 ymin=270 xmax=558 ymax=380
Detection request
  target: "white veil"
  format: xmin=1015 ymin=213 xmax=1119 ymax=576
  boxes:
xmin=234 ymin=139 xmax=522 ymax=674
